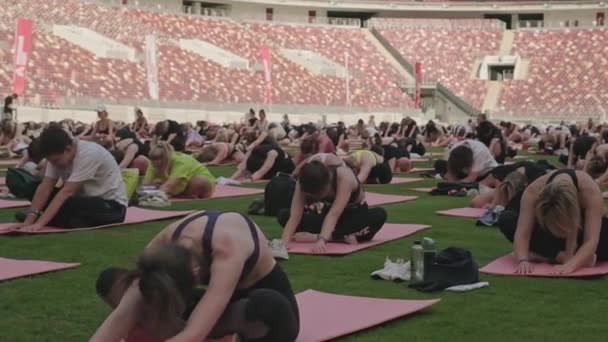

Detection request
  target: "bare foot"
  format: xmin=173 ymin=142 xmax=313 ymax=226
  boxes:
xmin=293 ymin=232 xmax=319 ymax=243
xmin=344 ymin=235 xmax=358 ymax=245
xmin=583 ymin=254 xmax=597 ymax=268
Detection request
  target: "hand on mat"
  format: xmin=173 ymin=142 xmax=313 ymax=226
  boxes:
xmin=5 ymin=222 xmax=27 ymax=231
xmin=17 ymin=223 xmax=44 ymax=232
xmin=312 ymin=239 xmax=327 ymax=254
xmin=515 ymin=261 xmax=533 ymax=274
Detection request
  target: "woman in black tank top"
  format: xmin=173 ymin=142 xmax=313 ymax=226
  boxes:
xmin=91 ymin=211 xmax=299 ymax=342
xmin=497 ymin=169 xmax=608 ymax=275
xmin=111 ymin=129 xmax=150 ymax=175
xmin=272 ymin=159 xmax=387 ymax=258
xmin=231 ymin=136 xmax=294 ymax=182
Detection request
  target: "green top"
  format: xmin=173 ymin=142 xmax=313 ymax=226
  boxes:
xmin=145 ymin=152 xmax=216 ymax=185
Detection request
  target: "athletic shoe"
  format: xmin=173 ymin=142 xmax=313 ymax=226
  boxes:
xmin=270 ymin=239 xmax=289 ymax=260
xmin=371 ymin=258 xmax=410 ymax=281
xmin=391 ymin=259 xmax=411 ymax=282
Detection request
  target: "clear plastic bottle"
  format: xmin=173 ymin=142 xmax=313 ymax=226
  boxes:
xmin=410 ymin=240 xmax=424 ymax=282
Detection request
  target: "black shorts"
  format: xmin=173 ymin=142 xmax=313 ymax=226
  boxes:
xmin=383 ymin=145 xmax=410 ymax=160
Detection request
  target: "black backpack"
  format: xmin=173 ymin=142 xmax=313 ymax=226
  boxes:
xmin=6 ymin=167 xmax=41 ymax=200
xmin=263 ymin=173 xmax=296 ymax=216
xmin=409 ymin=247 xmax=480 ymax=292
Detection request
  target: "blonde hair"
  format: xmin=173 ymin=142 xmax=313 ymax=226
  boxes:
xmin=496 ymin=171 xmax=527 ymax=207
xmin=535 ymin=178 xmax=581 ymax=238
xmin=149 ymin=142 xmax=174 ymax=162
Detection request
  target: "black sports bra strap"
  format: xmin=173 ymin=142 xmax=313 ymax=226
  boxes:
xmin=241 ymin=216 xmax=261 ymax=279
xmin=171 ymin=211 xmax=212 ymax=241
xmin=546 ymin=169 xmax=578 ymax=189
xmin=202 ymin=212 xmax=221 ymax=263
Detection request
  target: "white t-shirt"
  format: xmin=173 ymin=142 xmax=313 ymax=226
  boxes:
xmin=449 ymin=139 xmax=498 ymax=175
xmin=46 ymin=140 xmax=128 ymax=206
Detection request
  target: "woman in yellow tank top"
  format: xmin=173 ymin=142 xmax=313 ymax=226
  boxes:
xmin=342 ymin=149 xmax=392 ymax=184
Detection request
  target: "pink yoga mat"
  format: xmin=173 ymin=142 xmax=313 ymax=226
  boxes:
xmin=126 ymin=328 xmax=234 ymax=342
xmin=367 ymin=177 xmax=421 ymax=185
xmin=389 ymin=177 xmax=422 ymax=185
xmin=296 ymin=290 xmax=439 ymax=342
xmin=172 ymin=185 xmax=263 ymax=202
xmin=0 ymin=257 xmax=80 ymax=281
xmin=0 ymin=199 xmax=30 ymax=209
xmin=0 ymin=160 xmax=17 ymax=166
xmin=411 ymin=158 xmax=429 ymax=163
xmin=0 ymin=176 xmax=5 ymax=185
xmin=365 ymin=192 xmax=417 ymax=206
xmin=0 ymin=207 xmax=193 ymax=235
xmin=288 ymin=223 xmax=430 ymax=255
xmin=603 ymin=192 xmax=608 ymax=199
xmin=411 ymin=187 xmax=434 ymax=193
xmin=410 ymin=167 xmax=434 ymax=172
xmin=481 ymin=255 xmax=608 ymax=278
xmin=436 ymin=207 xmax=486 ymax=218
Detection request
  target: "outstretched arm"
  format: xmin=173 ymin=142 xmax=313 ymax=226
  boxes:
xmin=90 ymin=281 xmax=143 ymax=342
xmin=251 ymin=150 xmax=278 ymax=182
xmin=281 ymin=182 xmax=305 ymax=245
xmin=513 ymin=187 xmax=537 ymax=274
xmin=313 ymin=169 xmax=352 ymax=253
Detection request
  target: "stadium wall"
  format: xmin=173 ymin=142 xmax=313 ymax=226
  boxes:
xmin=13 ymin=103 xmax=426 ymax=126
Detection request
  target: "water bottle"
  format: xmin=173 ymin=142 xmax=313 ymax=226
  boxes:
xmin=421 ymin=238 xmax=436 ymax=281
xmin=410 ymin=241 xmax=424 ymax=282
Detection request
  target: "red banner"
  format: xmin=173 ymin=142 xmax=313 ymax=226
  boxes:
xmin=414 ymin=62 xmax=422 ymax=109
xmin=260 ymin=47 xmax=272 ymax=105
xmin=12 ymin=18 xmax=33 ymax=95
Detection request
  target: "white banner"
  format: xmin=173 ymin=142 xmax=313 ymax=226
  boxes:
xmin=144 ymin=35 xmax=159 ymax=100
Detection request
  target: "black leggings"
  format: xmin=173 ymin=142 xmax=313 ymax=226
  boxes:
xmin=497 ymin=210 xmax=608 ymax=261
xmin=96 ymin=264 xmax=299 ymax=342
xmin=34 ymin=188 xmax=127 ymax=228
xmin=277 ymin=203 xmax=388 ymax=242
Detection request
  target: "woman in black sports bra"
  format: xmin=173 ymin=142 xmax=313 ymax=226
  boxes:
xmin=111 ymin=129 xmax=150 ymax=175
xmin=497 ymin=169 xmax=608 ymax=275
xmin=92 ymin=211 xmax=299 ymax=342
xmin=273 ymin=156 xmax=387 ymax=258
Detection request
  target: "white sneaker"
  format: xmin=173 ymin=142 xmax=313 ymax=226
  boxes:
xmin=391 ymin=260 xmax=411 ymax=282
xmin=270 ymin=239 xmax=289 ymax=260
xmin=372 ymin=258 xmax=411 ymax=281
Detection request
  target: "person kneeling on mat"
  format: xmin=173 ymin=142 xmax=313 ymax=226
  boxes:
xmin=342 ymin=149 xmax=392 ymax=184
xmin=91 ymin=210 xmax=300 ymax=342
xmin=272 ymin=158 xmax=387 ymax=259
xmin=144 ymin=142 xmax=216 ymax=199
xmin=444 ymin=139 xmax=498 ymax=184
xmin=497 ymin=169 xmax=608 ymax=275
xmin=11 ymin=125 xmax=128 ymax=231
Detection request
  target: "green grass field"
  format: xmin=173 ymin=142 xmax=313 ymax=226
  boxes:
xmin=2 ymin=152 xmax=608 ymax=342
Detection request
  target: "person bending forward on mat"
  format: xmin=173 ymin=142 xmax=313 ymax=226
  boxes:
xmin=342 ymin=149 xmax=392 ymax=184
xmin=144 ymin=142 xmax=216 ymax=199
xmin=10 ymin=125 xmax=128 ymax=231
xmin=91 ymin=210 xmax=300 ymax=342
xmin=497 ymin=169 xmax=607 ymax=275
xmin=272 ymin=156 xmax=387 ymax=258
